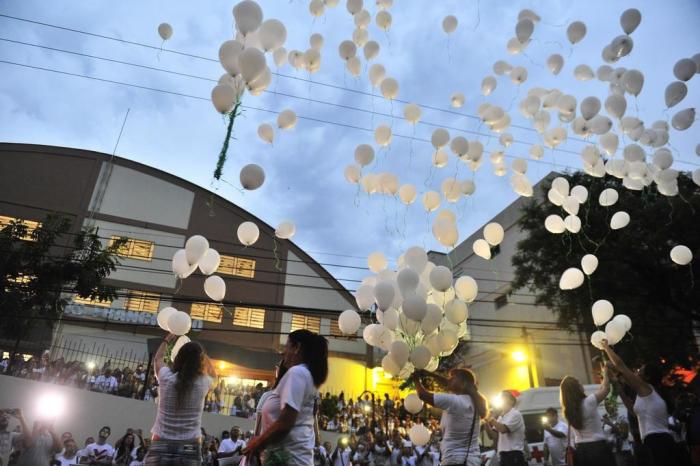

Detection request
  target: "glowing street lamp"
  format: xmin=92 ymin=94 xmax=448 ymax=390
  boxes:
xmin=511 ymin=350 xmax=527 ymax=363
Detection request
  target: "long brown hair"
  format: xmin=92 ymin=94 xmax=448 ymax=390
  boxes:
xmin=560 ymin=376 xmax=587 ymax=429
xmin=172 ymin=341 xmax=206 ymax=408
xmin=451 ymin=368 xmax=489 ymax=419
xmin=288 ymin=329 xmax=328 ymax=387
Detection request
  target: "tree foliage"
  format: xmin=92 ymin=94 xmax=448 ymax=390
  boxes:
xmin=511 ymin=172 xmax=699 ymax=365
xmin=0 ymin=215 xmax=124 ymax=351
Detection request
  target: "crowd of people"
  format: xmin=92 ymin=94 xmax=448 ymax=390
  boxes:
xmin=4 ymin=331 xmax=700 ymax=466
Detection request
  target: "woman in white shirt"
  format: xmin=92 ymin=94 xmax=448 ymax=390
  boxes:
xmin=145 ymin=334 xmax=216 ymax=466
xmin=601 ymin=340 xmax=677 ymax=466
xmin=559 ymin=365 xmax=615 ymax=466
xmin=244 ymin=329 xmax=329 ymax=466
xmin=414 ymin=368 xmax=487 ymax=466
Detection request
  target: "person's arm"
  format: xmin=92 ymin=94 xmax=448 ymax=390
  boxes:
xmin=543 ymin=443 xmax=551 ymax=466
xmin=153 ymin=334 xmax=177 ymax=374
xmin=487 ymin=417 xmax=511 ymax=434
xmin=467 ymin=388 xmax=489 ymax=419
xmin=543 ymin=425 xmax=566 ymax=439
xmin=48 ymin=424 xmax=62 ymax=453
xmin=601 ymin=341 xmax=651 ymax=397
xmin=414 ymin=369 xmax=448 ymax=387
xmin=483 ymin=418 xmax=499 ymax=441
xmin=594 ymin=363 xmax=612 ymax=403
xmin=13 ymin=409 xmax=33 ymax=448
xmin=243 ymin=405 xmax=298 ymax=454
xmin=412 ymin=374 xmax=434 ymax=406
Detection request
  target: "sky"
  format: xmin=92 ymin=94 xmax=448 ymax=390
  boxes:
xmin=1 ymin=0 xmax=699 ymax=289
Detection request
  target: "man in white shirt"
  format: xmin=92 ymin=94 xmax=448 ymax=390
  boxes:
xmin=94 ymin=369 xmax=118 ymax=394
xmin=217 ymin=426 xmax=246 ymax=465
xmin=352 ymin=441 xmax=372 ymax=465
xmin=485 ymin=391 xmax=527 ymax=466
xmin=83 ymin=426 xmax=115 ymax=465
xmin=542 ymin=407 xmax=568 ymax=466
xmin=398 ymin=441 xmax=417 ymax=466
xmin=329 ymin=438 xmax=351 ymax=466
xmin=54 ymin=438 xmax=79 ymax=466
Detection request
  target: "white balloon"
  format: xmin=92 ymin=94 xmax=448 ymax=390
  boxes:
xmin=338 ymin=40 xmax=357 ymax=60
xmin=410 ymin=346 xmax=432 ymax=371
xmin=367 ymin=251 xmax=387 ymax=273
xmin=613 ymin=314 xmax=632 ymax=332
xmin=375 ymin=10 xmax=392 ymax=30
xmin=581 ymin=254 xmax=598 ymax=275
xmin=404 ymin=393 xmax=424 ymax=414
xmin=398 ymin=184 xmax=417 ymax=205
xmin=559 ymin=267 xmax=584 ymax=290
xmin=380 ymin=77 xmax=399 ymax=100
xmin=273 ymin=47 xmax=287 ymax=67
xmin=172 ymin=249 xmax=197 ymax=279
xmin=670 ymin=245 xmax=693 ymax=265
xmin=274 ymin=221 xmax=296 ymax=240
xmin=564 ymin=215 xmax=581 ymax=233
xmin=483 ymin=222 xmax=504 ymax=246
xmin=383 ymin=307 xmax=399 ymax=330
xmin=674 ymin=58 xmax=697 ymax=82
xmin=566 ymin=21 xmax=587 ymax=44
xmin=515 ymin=19 xmax=534 ymax=43
xmin=408 ymin=424 xmax=431 ymax=446
xmin=405 ymin=246 xmax=428 ymax=272
xmin=454 ymin=276 xmax=477 ymax=302
xmin=546 ymin=54 xmax=564 ymax=75
xmin=238 ymin=48 xmax=266 ymax=84
xmin=472 ymin=239 xmax=491 ymax=260
xmin=373 ymin=280 xmax=395 ymax=311
xmin=592 ymin=300 xmax=614 ymax=326
xmin=621 ymin=69 xmax=644 ymax=96
xmin=157 ymin=307 xmax=177 ymax=331
xmin=599 ymin=188 xmax=619 ymax=207
xmin=437 ymin=329 xmax=458 ymax=353
xmin=403 ymin=103 xmax=422 ymax=124
xmin=422 ymin=191 xmax=440 ymax=212
xmin=610 ymin=35 xmax=634 ymax=59
xmin=591 ymin=330 xmax=607 ymax=349
xmin=574 ymin=64 xmax=594 ymax=81
xmin=344 ymin=165 xmax=361 ymax=184
xmin=450 ymin=92 xmax=465 ymax=108
xmin=257 ymin=123 xmax=274 ymax=144
xmin=168 ymin=311 xmax=192 ymax=336
xmin=510 ymin=66 xmax=528 ymax=84
xmin=233 ymin=1 xmax=263 ymax=36
xmin=354 ymin=9 xmax=371 ymax=28
xmin=239 ymin=163 xmax=265 ymax=190
xmin=443 ymin=15 xmax=458 ymax=34
xmin=211 ymin=85 xmax=237 ymax=114
xmin=204 ymin=275 xmax=226 ymax=301
xmin=429 ymin=266 xmax=453 ymax=292
xmin=481 ymin=76 xmax=497 ymax=96
xmin=363 ymin=40 xmax=380 ymax=61
xmin=580 ymin=97 xmax=601 ymax=120
xmin=397 ymin=268 xmax=420 ymax=295
xmin=158 ymin=23 xmax=173 ymax=41
xmin=381 ymin=354 xmax=401 ymax=376
xmin=352 ymin=27 xmax=368 ymax=47
xmin=390 ymin=340 xmax=410 ymax=367
xmin=259 ymin=19 xmax=287 ymax=51
xmin=620 ymin=8 xmax=641 ymax=34
xmin=444 ymin=299 xmax=467 ymax=324
xmin=309 ymin=0 xmax=325 ymax=17
xmin=671 ymin=108 xmax=696 ymax=131
xmin=544 ymin=215 xmax=566 ymax=234
xmin=610 ymin=211 xmax=630 ymax=230
xmin=402 ymin=293 xmax=427 ymax=321
xmin=346 ymin=0 xmax=363 ymax=14
xmin=185 ymin=235 xmax=209 ymax=265
xmin=237 ymin=221 xmax=260 ymax=246
xmin=374 ymin=125 xmax=392 ymax=146
xmin=277 ymin=109 xmax=298 ymax=129
xmin=368 ymin=63 xmax=386 ymax=87
xmin=354 ymin=144 xmax=375 ymax=166
xmin=605 ymin=319 xmax=626 ymax=345
xmin=198 ymin=249 xmax=221 ymax=275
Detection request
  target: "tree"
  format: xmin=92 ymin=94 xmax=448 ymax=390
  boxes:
xmin=0 ymin=215 xmax=124 ymax=355
xmin=511 ymin=172 xmax=699 ymax=366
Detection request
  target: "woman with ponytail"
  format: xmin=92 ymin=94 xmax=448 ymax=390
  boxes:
xmin=413 ymin=368 xmax=488 ymax=466
xmin=244 ymin=329 xmax=329 ymax=465
xmin=146 ymin=334 xmax=216 ymax=466
xmin=559 ymin=364 xmax=615 ymax=466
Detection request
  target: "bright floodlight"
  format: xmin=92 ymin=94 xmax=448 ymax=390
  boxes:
xmin=36 ymin=392 xmax=66 ymax=420
xmin=511 ymin=350 xmax=527 ymax=363
xmin=491 ymin=395 xmax=503 ymax=409
xmin=87 ymin=362 xmax=96 ymax=370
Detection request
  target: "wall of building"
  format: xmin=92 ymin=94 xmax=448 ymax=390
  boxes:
xmin=0 ymin=376 xmax=343 ymax=445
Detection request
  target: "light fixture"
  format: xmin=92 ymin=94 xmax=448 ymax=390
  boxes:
xmin=36 ymin=392 xmax=66 ymax=420
xmin=511 ymin=350 xmax=527 ymax=363
xmin=491 ymin=395 xmax=503 ymax=409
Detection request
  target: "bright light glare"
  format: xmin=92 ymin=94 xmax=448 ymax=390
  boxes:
xmin=363 ymin=404 xmax=371 ymax=412
xmin=87 ymin=362 xmax=95 ymax=370
xmin=541 ymin=416 xmax=548 ymax=425
xmin=36 ymin=392 xmax=66 ymax=420
xmin=491 ymin=395 xmax=503 ymax=409
xmin=511 ymin=350 xmax=527 ymax=363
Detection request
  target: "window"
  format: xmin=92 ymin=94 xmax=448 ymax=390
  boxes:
xmin=291 ymin=314 xmax=321 ymax=333
xmin=494 ymin=294 xmax=508 ymax=310
xmin=233 ymin=307 xmax=266 ymax=328
xmin=124 ymin=290 xmax=160 ymax=312
xmin=219 ymin=255 xmax=256 ymax=279
xmin=109 ymin=236 xmax=154 ymax=261
xmin=190 ymin=303 xmax=223 ymax=323
xmin=0 ymin=215 xmax=41 ymax=241
xmin=6 ymin=274 xmax=34 ymax=285
xmin=73 ymin=295 xmax=113 ymax=307
xmin=330 ymin=319 xmax=344 ymax=337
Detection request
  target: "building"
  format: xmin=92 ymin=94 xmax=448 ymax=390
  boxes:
xmin=430 ymin=174 xmax=594 ymax=399
xmin=0 ymin=143 xmax=384 ymax=398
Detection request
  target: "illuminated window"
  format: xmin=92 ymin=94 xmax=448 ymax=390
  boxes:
xmin=6 ymin=274 xmax=34 ymax=285
xmin=219 ymin=255 xmax=256 ymax=279
xmin=233 ymin=307 xmax=266 ymax=329
xmin=291 ymin=314 xmax=321 ymax=333
xmin=109 ymin=236 xmax=154 ymax=261
xmin=190 ymin=303 xmax=223 ymax=323
xmin=330 ymin=319 xmax=347 ymax=338
xmin=73 ymin=295 xmax=113 ymax=307
xmin=124 ymin=290 xmax=160 ymax=313
xmin=0 ymin=215 xmax=41 ymax=241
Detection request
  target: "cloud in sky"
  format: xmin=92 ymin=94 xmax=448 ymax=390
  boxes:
xmin=0 ymin=0 xmax=698 ymax=287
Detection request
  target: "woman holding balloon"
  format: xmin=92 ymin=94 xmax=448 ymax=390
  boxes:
xmin=600 ymin=340 xmax=677 ymax=466
xmin=145 ymin=334 xmax=217 ymax=466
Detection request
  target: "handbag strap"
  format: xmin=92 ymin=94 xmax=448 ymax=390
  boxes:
xmin=463 ymin=398 xmax=479 ymax=466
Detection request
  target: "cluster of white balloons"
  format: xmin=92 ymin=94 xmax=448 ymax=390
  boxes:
xmin=544 ymin=177 xmax=588 ymax=235
xmin=472 ymin=222 xmax=504 ymax=260
xmin=156 ymin=307 xmax=192 ymax=360
xmin=338 ymin=246 xmax=478 ymax=385
xmin=172 ymin=235 xmax=228 ymax=302
xmin=590 ymin=300 xmax=632 ymax=348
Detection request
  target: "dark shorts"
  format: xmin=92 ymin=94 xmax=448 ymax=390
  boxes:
xmin=574 ymin=440 xmax=616 ymax=466
xmin=144 ymin=439 xmax=201 ymax=466
xmin=499 ymin=450 xmax=527 ymax=466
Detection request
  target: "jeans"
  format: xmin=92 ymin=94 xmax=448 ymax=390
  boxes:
xmin=574 ymin=440 xmax=616 ymax=466
xmin=643 ymin=433 xmax=677 ymax=466
xmin=145 ymin=439 xmax=202 ymax=466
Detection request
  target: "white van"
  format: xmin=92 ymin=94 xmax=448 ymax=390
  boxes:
xmin=478 ymin=385 xmax=626 ymax=465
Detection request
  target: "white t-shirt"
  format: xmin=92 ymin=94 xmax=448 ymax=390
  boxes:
xmin=151 ymin=366 xmax=213 ymax=440
xmin=496 ymin=408 xmax=526 ymax=452
xmin=85 ymin=442 xmax=115 ymax=463
xmin=94 ymin=375 xmax=117 ymax=393
xmin=54 ymin=452 xmax=79 ymax=466
xmin=401 ymin=454 xmax=417 ymax=466
xmin=261 ymin=364 xmax=318 ymax=466
xmin=634 ymin=389 xmax=671 ymax=440
xmin=434 ymin=393 xmax=480 ymax=464
xmin=571 ymin=394 xmax=606 ymax=444
xmin=331 ymin=447 xmax=352 ymax=466
xmin=543 ymin=420 xmax=569 ymax=466
xmin=218 ymin=438 xmax=246 ymax=453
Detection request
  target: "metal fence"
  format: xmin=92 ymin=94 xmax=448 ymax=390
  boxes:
xmin=50 ymin=334 xmax=150 ymax=372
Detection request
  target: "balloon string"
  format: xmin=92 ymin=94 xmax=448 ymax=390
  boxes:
xmin=157 ymin=40 xmax=164 ymax=61
xmin=472 ymin=0 xmax=481 ymax=31
xmin=408 ymin=125 xmax=416 ymax=168
xmin=665 ymin=196 xmax=675 ymax=226
xmin=446 ymin=36 xmax=452 ymax=64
